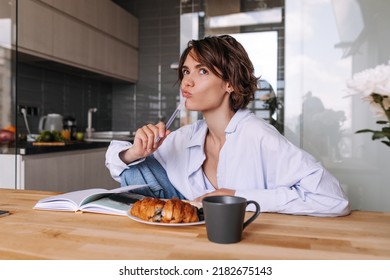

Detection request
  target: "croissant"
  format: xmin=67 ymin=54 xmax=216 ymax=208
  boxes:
xmin=130 ymin=197 xmax=166 ymax=222
xmin=130 ymin=197 xmax=199 ymax=223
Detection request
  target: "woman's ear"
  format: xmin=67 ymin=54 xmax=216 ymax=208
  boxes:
xmin=226 ymin=83 xmax=234 ymax=93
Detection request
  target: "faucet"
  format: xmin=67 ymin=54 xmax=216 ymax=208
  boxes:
xmin=86 ymin=108 xmax=98 ymax=138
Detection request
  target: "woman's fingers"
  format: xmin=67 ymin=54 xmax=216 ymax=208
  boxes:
xmin=133 ymin=122 xmax=167 ymax=155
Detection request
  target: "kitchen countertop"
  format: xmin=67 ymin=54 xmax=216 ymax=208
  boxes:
xmin=10 ymin=141 xmax=111 ymax=155
xmin=1 ymin=132 xmax=134 ymax=155
xmin=1 ymin=189 xmax=390 ymax=260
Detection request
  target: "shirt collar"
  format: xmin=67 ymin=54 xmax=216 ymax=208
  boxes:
xmin=187 ymin=108 xmax=252 ymax=148
xmin=186 ymin=121 xmax=207 ymax=176
xmin=187 ymin=121 xmax=208 ymax=148
xmin=185 ymin=109 xmax=251 ymax=177
xmin=225 ymin=109 xmax=251 ymax=134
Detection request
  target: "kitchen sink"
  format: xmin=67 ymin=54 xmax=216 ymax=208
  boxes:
xmin=84 ymin=131 xmax=133 ymax=142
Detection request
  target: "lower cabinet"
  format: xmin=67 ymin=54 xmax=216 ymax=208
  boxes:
xmin=1 ymin=148 xmax=119 ymax=192
xmin=0 ymin=154 xmax=20 ymax=188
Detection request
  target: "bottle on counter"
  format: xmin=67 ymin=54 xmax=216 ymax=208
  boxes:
xmin=63 ymin=116 xmax=77 ymax=140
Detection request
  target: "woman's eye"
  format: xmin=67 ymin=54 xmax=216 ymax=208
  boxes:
xmin=199 ymin=68 xmax=208 ymax=75
xmin=182 ymin=69 xmax=190 ymax=75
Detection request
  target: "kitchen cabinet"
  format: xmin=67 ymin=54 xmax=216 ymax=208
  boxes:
xmin=105 ymin=37 xmax=138 ymax=82
xmin=17 ymin=0 xmax=139 ymax=82
xmin=51 ymin=10 xmax=89 ymax=68
xmin=87 ymin=28 xmax=107 ymax=73
xmin=0 ymin=148 xmax=119 ymax=192
xmin=18 ymin=0 xmax=53 ymax=57
xmin=46 ymin=0 xmax=138 ymax=48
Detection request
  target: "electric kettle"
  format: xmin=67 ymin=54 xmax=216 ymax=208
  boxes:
xmin=38 ymin=113 xmax=63 ymax=132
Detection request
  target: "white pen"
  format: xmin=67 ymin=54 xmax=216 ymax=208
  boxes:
xmin=155 ymin=98 xmax=186 ymax=142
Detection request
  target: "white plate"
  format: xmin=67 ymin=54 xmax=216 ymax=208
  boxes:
xmin=127 ymin=205 xmax=205 ymax=227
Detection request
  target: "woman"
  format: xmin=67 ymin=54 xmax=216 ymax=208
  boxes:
xmin=105 ymin=35 xmax=350 ymax=216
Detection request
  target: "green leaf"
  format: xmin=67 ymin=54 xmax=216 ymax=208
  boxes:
xmin=372 ymin=131 xmax=388 ymax=140
xmin=381 ymin=140 xmax=390 ymax=147
xmin=379 ymin=130 xmax=390 ymax=138
xmin=355 ymin=129 xmax=377 ymax=134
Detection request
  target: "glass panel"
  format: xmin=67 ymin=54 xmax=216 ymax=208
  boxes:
xmin=181 ymin=0 xmax=390 ymax=211
xmin=179 ymin=0 xmax=284 ymax=128
xmin=205 ymin=8 xmax=282 ymax=28
xmin=285 ymin=0 xmax=390 ymax=211
xmin=0 ymin=0 xmax=14 ymax=131
xmin=230 ymin=32 xmax=280 ymax=129
xmin=0 ymin=0 xmax=16 ymax=188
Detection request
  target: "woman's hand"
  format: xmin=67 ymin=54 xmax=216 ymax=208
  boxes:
xmin=120 ymin=122 xmax=170 ymax=164
xmin=194 ymin=188 xmax=236 ymax=202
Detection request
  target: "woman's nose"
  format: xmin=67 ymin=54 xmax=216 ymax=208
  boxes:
xmin=182 ymin=76 xmax=194 ymax=87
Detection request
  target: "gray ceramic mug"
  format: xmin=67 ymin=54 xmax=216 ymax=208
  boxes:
xmin=202 ymin=196 xmax=261 ymax=244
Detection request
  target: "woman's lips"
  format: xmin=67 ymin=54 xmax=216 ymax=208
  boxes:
xmin=182 ymin=91 xmax=192 ymax=99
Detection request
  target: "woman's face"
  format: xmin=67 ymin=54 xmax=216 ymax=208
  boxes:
xmin=181 ymin=51 xmax=231 ymax=113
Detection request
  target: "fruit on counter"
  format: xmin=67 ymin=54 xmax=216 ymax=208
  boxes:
xmin=61 ymin=130 xmax=71 ymax=140
xmin=0 ymin=125 xmax=16 ymax=143
xmin=35 ymin=130 xmax=65 ymax=142
xmin=3 ymin=125 xmax=16 ymax=133
xmin=75 ymin=132 xmax=84 ymax=141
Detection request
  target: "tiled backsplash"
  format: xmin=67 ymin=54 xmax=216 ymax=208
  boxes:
xmin=17 ymin=60 xmax=114 ymax=135
xmin=111 ymin=0 xmax=182 ymax=134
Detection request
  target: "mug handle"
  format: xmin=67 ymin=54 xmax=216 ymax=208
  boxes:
xmin=243 ymin=200 xmax=261 ymax=229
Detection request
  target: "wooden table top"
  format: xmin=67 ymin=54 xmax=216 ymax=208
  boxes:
xmin=1 ymin=189 xmax=390 ymax=260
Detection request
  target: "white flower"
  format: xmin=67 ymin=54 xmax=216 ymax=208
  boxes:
xmin=347 ymin=61 xmax=390 ymax=118
xmin=347 ymin=62 xmax=390 ymax=147
xmin=347 ymin=62 xmax=390 ymax=96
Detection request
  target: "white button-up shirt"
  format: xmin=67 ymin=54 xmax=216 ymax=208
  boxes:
xmin=105 ymin=109 xmax=350 ymax=216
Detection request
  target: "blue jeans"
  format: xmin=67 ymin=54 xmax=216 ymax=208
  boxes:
xmin=120 ymin=155 xmax=186 ymax=199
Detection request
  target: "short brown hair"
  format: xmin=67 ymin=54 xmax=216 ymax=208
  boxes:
xmin=178 ymin=35 xmax=259 ymax=111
